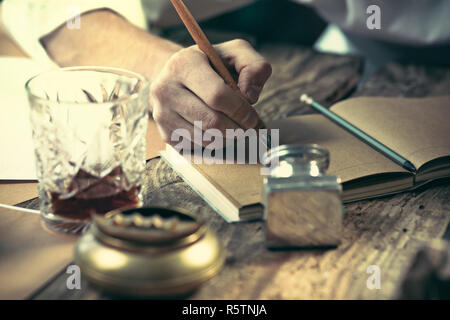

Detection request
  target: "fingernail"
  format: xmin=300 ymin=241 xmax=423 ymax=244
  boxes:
xmin=242 ymin=110 xmax=259 ymax=129
xmin=246 ymin=85 xmax=262 ymax=103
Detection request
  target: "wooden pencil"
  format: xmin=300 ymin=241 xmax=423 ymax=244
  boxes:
xmin=169 ymin=0 xmax=269 ymax=138
xmin=169 ymin=0 xmax=240 ymax=91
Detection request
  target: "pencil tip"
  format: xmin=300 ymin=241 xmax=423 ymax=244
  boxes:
xmin=403 ymin=160 xmax=416 ymax=172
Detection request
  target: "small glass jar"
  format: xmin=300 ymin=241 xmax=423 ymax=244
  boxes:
xmin=264 ymin=144 xmax=330 ymax=178
xmin=263 ymin=144 xmax=342 ymax=248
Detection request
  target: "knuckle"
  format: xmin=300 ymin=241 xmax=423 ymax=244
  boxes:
xmin=186 ymin=44 xmax=199 ymax=52
xmin=193 ymin=109 xmax=211 ymax=122
xmin=152 ymin=106 xmax=168 ymax=125
xmin=165 ymin=60 xmax=180 ymax=75
xmin=233 ymin=39 xmax=251 ymax=49
xmin=161 ymin=132 xmax=171 ymax=144
xmin=208 ymin=85 xmax=228 ymax=110
xmin=166 ymin=48 xmax=207 ymax=76
xmin=259 ymin=60 xmax=273 ymax=77
xmin=167 ymin=139 xmax=178 ymax=146
xmin=203 ymin=113 xmax=221 ymax=130
xmin=228 ymin=102 xmax=247 ymax=122
xmin=150 ymin=81 xmax=168 ymax=100
xmin=189 ymin=48 xmax=208 ymax=63
xmin=166 ymin=50 xmax=188 ymax=73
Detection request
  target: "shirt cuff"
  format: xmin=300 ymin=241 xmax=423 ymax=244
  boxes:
xmin=1 ymin=0 xmax=147 ymax=65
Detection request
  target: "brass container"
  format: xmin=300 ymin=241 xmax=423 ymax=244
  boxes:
xmin=74 ymin=207 xmax=225 ymax=297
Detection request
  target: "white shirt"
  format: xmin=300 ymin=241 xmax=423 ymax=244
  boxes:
xmin=2 ymin=0 xmax=450 ymax=65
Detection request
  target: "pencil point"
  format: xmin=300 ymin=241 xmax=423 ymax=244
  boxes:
xmin=403 ymin=160 xmax=416 ymax=172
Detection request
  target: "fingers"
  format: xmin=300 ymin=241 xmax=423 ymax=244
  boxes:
xmin=151 ymin=95 xmax=193 ymax=145
xmin=150 ymin=40 xmax=272 ymax=144
xmin=151 ymin=80 xmax=241 ymax=133
xmin=215 ymin=40 xmax=272 ymax=104
xmin=176 ymin=49 xmax=260 ymax=129
xmin=150 ymin=82 xmax=239 ymax=147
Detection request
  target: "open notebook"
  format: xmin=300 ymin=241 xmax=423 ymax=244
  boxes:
xmin=161 ymin=96 xmax=450 ymax=222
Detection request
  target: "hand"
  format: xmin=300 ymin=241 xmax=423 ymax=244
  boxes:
xmin=150 ymin=39 xmax=272 ymax=146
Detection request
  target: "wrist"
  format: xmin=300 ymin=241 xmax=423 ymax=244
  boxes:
xmin=42 ymin=9 xmax=182 ymax=82
xmin=134 ymin=31 xmax=182 ymax=83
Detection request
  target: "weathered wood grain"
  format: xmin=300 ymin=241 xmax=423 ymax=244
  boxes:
xmin=29 ymin=45 xmax=363 ymax=300
xmin=29 ymin=49 xmax=450 ymax=300
xmin=353 ymin=61 xmax=450 ymax=98
xmin=256 ymin=44 xmax=362 ymax=121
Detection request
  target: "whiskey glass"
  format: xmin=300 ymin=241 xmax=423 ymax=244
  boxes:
xmin=25 ymin=67 xmax=149 ymax=235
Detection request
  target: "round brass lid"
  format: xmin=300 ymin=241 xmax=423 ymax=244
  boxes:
xmin=74 ymin=207 xmax=225 ymax=297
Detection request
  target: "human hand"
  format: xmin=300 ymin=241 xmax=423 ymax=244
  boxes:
xmin=149 ymin=39 xmax=272 ymax=146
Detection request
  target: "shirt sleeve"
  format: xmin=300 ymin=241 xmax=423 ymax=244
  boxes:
xmin=1 ymin=0 xmax=147 ymax=65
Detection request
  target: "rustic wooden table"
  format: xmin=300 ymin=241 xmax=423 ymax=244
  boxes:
xmin=18 ymin=43 xmax=450 ymax=300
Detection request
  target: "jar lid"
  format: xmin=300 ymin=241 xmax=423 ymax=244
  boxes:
xmin=263 ymin=144 xmax=330 ymax=176
xmin=74 ymin=207 xmax=225 ymax=297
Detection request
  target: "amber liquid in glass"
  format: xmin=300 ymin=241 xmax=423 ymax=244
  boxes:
xmin=50 ymin=166 xmax=140 ymax=221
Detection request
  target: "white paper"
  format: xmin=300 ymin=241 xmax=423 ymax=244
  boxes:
xmin=0 ymin=57 xmax=52 ymax=180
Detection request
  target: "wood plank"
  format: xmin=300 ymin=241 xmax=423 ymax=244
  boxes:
xmin=256 ymin=44 xmax=362 ymax=121
xmin=353 ymin=61 xmax=450 ymax=98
